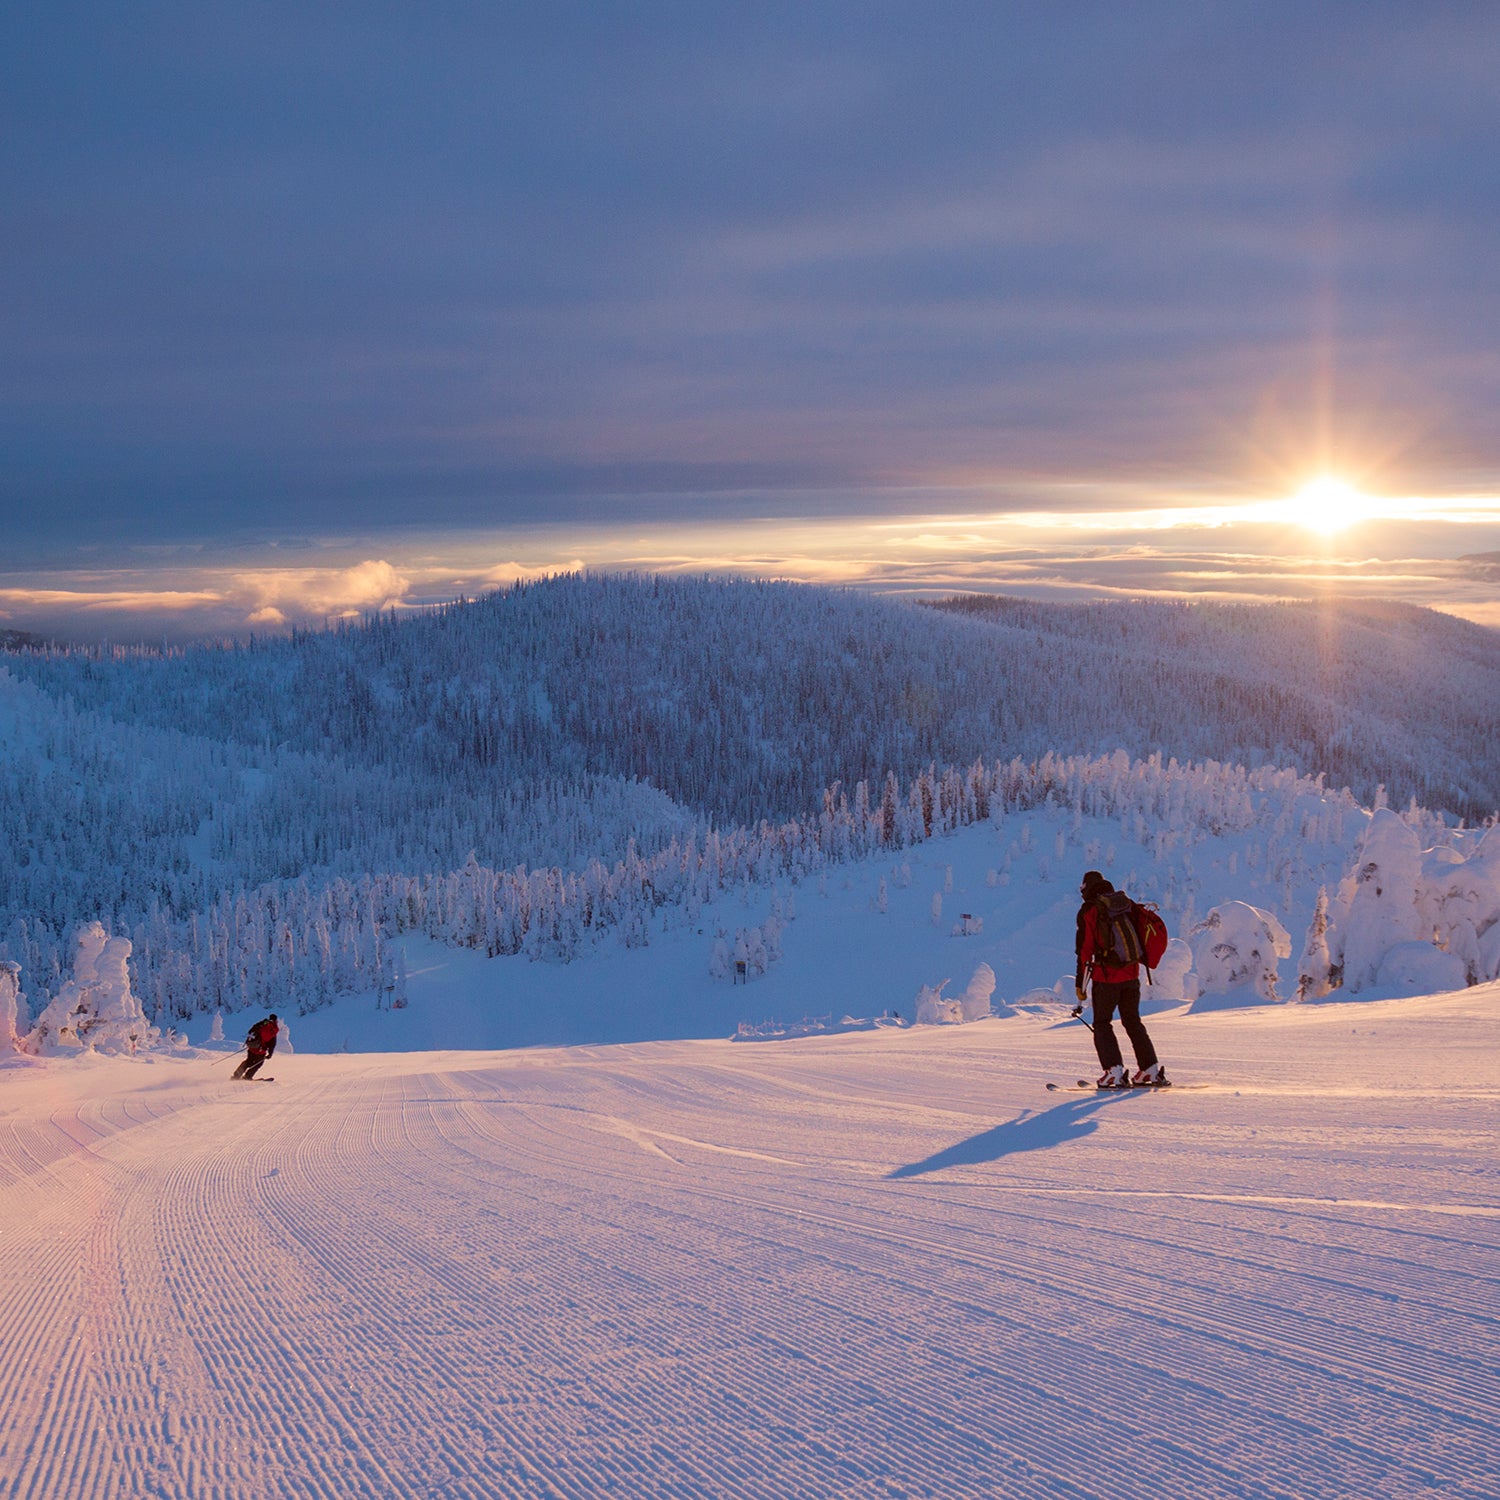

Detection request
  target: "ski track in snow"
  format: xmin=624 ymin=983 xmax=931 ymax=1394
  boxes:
xmin=1 ymin=1001 xmax=1498 ymax=1500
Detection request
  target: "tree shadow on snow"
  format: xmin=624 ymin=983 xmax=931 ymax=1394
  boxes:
xmin=887 ymin=1093 xmax=1134 ymax=1179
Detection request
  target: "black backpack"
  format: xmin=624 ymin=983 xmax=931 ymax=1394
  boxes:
xmin=1094 ymin=891 xmax=1146 ymax=967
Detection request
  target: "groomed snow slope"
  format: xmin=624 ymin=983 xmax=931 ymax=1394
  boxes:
xmin=3 ymin=990 xmax=1497 ymax=1500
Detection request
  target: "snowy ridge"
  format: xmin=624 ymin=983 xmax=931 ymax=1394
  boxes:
xmin=10 ymin=577 xmax=1499 ymax=822
xmin=12 ymin=769 xmax=1481 ymax=1066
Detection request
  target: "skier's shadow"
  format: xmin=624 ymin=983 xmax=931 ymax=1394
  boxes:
xmin=888 ymin=1094 xmax=1132 ymax=1179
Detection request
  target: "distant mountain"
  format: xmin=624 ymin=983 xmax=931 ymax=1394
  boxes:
xmin=8 ymin=575 xmax=1498 ymax=824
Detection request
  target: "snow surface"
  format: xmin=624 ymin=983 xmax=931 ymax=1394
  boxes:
xmin=5 ymin=803 xmax=1500 ymax=1497
xmin=2 ymin=987 xmax=1497 ymax=1499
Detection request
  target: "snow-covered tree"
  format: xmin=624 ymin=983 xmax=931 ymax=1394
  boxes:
xmin=709 ymin=933 xmax=732 ymax=980
xmin=1415 ymin=825 xmax=1500 ymax=985
xmin=1188 ymin=902 xmax=1292 ymax=1009
xmin=1317 ymin=814 xmax=1500 ymax=994
xmin=762 ymin=913 xmax=784 ymax=963
xmin=1295 ymin=888 xmax=1335 ymax=1001
xmin=1327 ymin=810 xmax=1426 ymax=992
xmin=915 ymin=980 xmax=961 ymax=1025
xmin=0 ymin=961 xmax=24 ymax=1055
xmin=960 ymin=963 xmax=995 ymax=1022
xmin=27 ymin=923 xmax=160 ymax=1055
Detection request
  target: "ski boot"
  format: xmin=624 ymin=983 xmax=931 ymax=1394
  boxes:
xmin=1095 ymin=1065 xmax=1129 ymax=1089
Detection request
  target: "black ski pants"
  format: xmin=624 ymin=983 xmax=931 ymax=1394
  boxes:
xmin=1089 ymin=978 xmax=1158 ymax=1072
xmin=234 ymin=1049 xmax=270 ymax=1080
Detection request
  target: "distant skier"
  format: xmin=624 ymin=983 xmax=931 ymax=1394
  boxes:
xmin=1073 ymin=872 xmax=1165 ymax=1088
xmin=232 ymin=1013 xmax=280 ymax=1080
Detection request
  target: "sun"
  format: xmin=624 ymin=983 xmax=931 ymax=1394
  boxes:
xmin=1292 ymin=477 xmax=1374 ymax=534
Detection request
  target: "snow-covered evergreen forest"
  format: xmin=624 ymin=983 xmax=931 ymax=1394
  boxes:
xmin=927 ymin=591 xmax=1500 ymax=817
xmin=2 ymin=574 xmax=1497 ymax=1026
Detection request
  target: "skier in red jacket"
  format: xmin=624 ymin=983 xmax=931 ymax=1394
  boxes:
xmin=232 ymin=1014 xmax=279 ymax=1080
xmin=1074 ymin=871 xmax=1164 ymax=1089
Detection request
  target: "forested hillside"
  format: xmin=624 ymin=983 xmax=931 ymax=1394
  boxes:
xmin=10 ymin=574 xmax=1499 ymax=822
xmin=926 ymin=592 xmax=1500 ymax=820
xmin=2 ymin=574 xmax=1496 ymax=1020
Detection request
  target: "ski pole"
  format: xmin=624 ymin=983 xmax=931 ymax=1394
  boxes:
xmin=210 ymin=1050 xmax=241 ymax=1067
xmin=1071 ymin=969 xmax=1096 ymax=1033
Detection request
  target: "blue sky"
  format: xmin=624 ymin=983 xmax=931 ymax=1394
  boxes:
xmin=4 ymin=2 xmax=1500 ymax=637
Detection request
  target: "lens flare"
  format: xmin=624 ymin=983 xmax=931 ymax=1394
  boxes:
xmin=1294 ymin=478 xmax=1372 ymax=534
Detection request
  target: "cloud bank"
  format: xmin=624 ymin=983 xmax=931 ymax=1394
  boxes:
xmin=2 ymin=512 xmax=1495 ymax=644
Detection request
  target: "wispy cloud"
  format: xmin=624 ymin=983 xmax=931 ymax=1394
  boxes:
xmin=0 ymin=560 xmax=411 ymax=640
xmin=0 ymin=587 xmax=225 ymax=615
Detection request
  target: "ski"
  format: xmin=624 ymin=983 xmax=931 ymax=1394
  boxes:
xmin=1047 ymin=1078 xmax=1174 ymax=1092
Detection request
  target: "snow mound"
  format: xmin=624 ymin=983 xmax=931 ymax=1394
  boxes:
xmin=1374 ymin=941 xmax=1468 ymax=997
xmin=915 ymin=981 xmax=960 ymax=1025
xmin=733 ymin=1012 xmax=907 ymax=1042
xmin=913 ymin=964 xmax=997 ymax=1025
xmin=1144 ymin=937 xmax=1194 ymax=1006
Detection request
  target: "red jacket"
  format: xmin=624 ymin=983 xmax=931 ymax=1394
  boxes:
xmin=1076 ymin=903 xmax=1140 ymax=986
xmin=248 ymin=1018 xmax=279 ymax=1053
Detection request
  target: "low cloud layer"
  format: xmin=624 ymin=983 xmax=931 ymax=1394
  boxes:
xmin=231 ymin=560 xmax=412 ymax=627
xmin=3 ymin=511 xmax=1496 ymax=644
xmin=0 ymin=559 xmax=411 ymax=641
